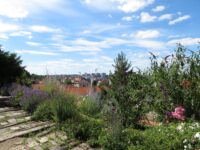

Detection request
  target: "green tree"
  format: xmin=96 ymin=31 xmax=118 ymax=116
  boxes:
xmin=110 ymin=52 xmax=133 ymax=126
xmin=0 ymin=46 xmax=26 ymax=86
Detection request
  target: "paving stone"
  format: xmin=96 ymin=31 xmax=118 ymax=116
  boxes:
xmin=0 ymin=115 xmax=5 ymax=119
xmin=28 ymin=140 xmax=39 ymax=148
xmin=34 ymin=145 xmax=43 ymax=150
xmin=50 ymin=140 xmax=58 ymax=146
xmin=39 ymin=136 xmax=48 ymax=143
xmin=6 ymin=112 xmax=21 ymax=117
xmin=10 ymin=126 xmax=20 ymax=130
xmin=8 ymin=118 xmax=17 ymax=124
xmin=25 ymin=116 xmax=31 ymax=120
xmin=0 ymin=122 xmax=8 ymax=125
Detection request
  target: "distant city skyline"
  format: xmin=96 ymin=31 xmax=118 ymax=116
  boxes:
xmin=0 ymin=0 xmax=199 ymax=75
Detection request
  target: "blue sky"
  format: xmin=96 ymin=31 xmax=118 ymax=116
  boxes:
xmin=0 ymin=0 xmax=199 ymax=75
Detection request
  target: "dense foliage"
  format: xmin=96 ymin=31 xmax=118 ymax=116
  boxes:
xmin=0 ymin=46 xmax=30 ymax=86
xmin=150 ymin=45 xmax=200 ymax=120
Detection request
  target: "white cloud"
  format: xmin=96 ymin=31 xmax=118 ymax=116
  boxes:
xmin=10 ymin=31 xmax=32 ymax=39
xmin=0 ymin=34 xmax=9 ymax=39
xmin=81 ymin=23 xmax=127 ymax=34
xmin=168 ymin=38 xmax=200 ymax=46
xmin=57 ymin=37 xmax=127 ymax=52
xmin=140 ymin=12 xmax=157 ymax=23
xmin=118 ymin=0 xmax=155 ymax=13
xmin=133 ymin=40 xmax=165 ymax=50
xmin=133 ymin=30 xmax=160 ymax=39
xmin=158 ymin=14 xmax=173 ymax=21
xmin=16 ymin=50 xmax=59 ymax=56
xmin=152 ymin=5 xmax=165 ymax=12
xmin=26 ymin=42 xmax=41 ymax=46
xmin=0 ymin=0 xmax=64 ymax=19
xmin=83 ymin=58 xmax=98 ymax=63
xmin=122 ymin=16 xmax=133 ymax=21
xmin=83 ymin=0 xmax=155 ymax=13
xmin=0 ymin=22 xmax=20 ymax=33
xmin=169 ymin=15 xmax=191 ymax=25
xmin=30 ymin=25 xmax=60 ymax=33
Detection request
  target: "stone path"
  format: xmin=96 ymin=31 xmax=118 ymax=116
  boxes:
xmin=0 ymin=96 xmax=101 ymax=150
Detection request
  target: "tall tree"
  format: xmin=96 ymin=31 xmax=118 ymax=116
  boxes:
xmin=110 ymin=52 xmax=133 ymax=126
xmin=0 ymin=46 xmax=26 ymax=86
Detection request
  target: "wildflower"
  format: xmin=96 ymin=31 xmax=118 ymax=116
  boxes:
xmin=183 ymin=139 xmax=187 ymax=143
xmin=194 ymin=132 xmax=200 ymax=140
xmin=171 ymin=106 xmax=185 ymax=121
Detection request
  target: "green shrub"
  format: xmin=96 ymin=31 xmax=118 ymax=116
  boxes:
xmin=51 ymin=92 xmax=78 ymax=123
xmin=32 ymin=101 xmax=53 ymax=121
xmin=79 ymin=96 xmax=101 ymax=117
xmin=72 ymin=116 xmax=103 ymax=141
xmin=151 ymin=45 xmax=200 ymax=120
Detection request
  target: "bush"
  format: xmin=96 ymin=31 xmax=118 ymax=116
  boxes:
xmin=79 ymin=96 xmax=101 ymax=117
xmin=72 ymin=116 xmax=103 ymax=141
xmin=151 ymin=45 xmax=200 ymax=120
xmin=9 ymin=84 xmax=49 ymax=112
xmin=32 ymin=101 xmax=53 ymax=121
xmin=51 ymin=92 xmax=78 ymax=123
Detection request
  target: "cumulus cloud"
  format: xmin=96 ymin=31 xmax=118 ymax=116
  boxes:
xmin=0 ymin=0 xmax=64 ymax=19
xmin=122 ymin=16 xmax=133 ymax=21
xmin=152 ymin=5 xmax=165 ymax=12
xmin=169 ymin=15 xmax=191 ymax=25
xmin=83 ymin=0 xmax=155 ymax=13
xmin=158 ymin=14 xmax=173 ymax=21
xmin=140 ymin=12 xmax=157 ymax=23
xmin=118 ymin=0 xmax=155 ymax=13
xmin=133 ymin=30 xmax=161 ymax=39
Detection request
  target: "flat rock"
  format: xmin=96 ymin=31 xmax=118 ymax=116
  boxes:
xmin=8 ymin=118 xmax=17 ymax=124
xmin=34 ymin=145 xmax=43 ymax=150
xmin=0 ymin=115 xmax=5 ymax=119
xmin=10 ymin=126 xmax=20 ymax=130
xmin=39 ymin=137 xmax=48 ymax=143
xmin=0 ymin=122 xmax=8 ymax=126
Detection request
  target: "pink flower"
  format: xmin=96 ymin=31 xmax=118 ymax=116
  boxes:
xmin=171 ymin=106 xmax=185 ymax=121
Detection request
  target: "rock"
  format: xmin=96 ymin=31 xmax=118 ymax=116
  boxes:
xmin=8 ymin=118 xmax=17 ymax=124
xmin=0 ymin=115 xmax=5 ymax=119
xmin=39 ymin=137 xmax=48 ymax=143
xmin=10 ymin=126 xmax=20 ymax=130
xmin=0 ymin=122 xmax=8 ymax=126
xmin=34 ymin=145 xmax=43 ymax=150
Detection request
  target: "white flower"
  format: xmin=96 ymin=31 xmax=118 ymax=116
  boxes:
xmin=184 ymin=145 xmax=187 ymax=149
xmin=176 ymin=124 xmax=184 ymax=132
xmin=194 ymin=132 xmax=200 ymax=140
xmin=183 ymin=139 xmax=187 ymax=143
xmin=194 ymin=122 xmax=199 ymax=128
xmin=187 ymin=143 xmax=192 ymax=149
xmin=189 ymin=126 xmax=195 ymax=130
